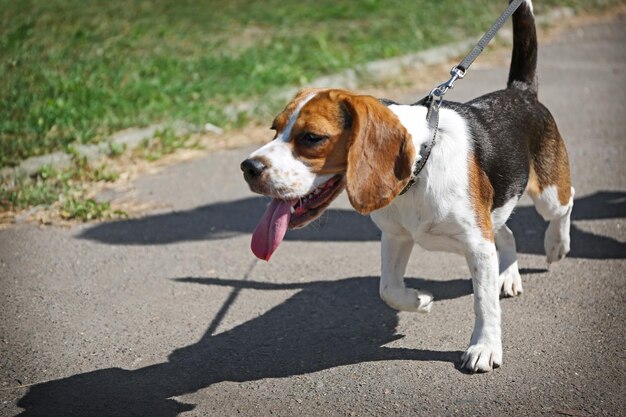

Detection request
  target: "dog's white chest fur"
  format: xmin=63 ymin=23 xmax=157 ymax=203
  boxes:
xmin=370 ymin=105 xmax=474 ymax=255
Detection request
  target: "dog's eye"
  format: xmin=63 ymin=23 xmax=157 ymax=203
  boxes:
xmin=301 ymin=132 xmax=327 ymax=145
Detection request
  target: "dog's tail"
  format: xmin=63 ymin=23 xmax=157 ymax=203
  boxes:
xmin=507 ymin=0 xmax=538 ymax=95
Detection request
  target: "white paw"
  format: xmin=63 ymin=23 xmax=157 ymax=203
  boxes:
xmin=380 ymin=288 xmax=433 ymax=313
xmin=544 ymin=204 xmax=572 ymax=265
xmin=415 ymin=290 xmax=433 ymax=313
xmin=544 ymin=223 xmax=570 ymax=265
xmin=498 ymin=264 xmax=523 ymax=298
xmin=461 ymin=343 xmax=502 ymax=373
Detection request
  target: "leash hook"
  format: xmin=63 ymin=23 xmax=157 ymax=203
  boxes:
xmin=429 ymin=66 xmax=466 ymax=99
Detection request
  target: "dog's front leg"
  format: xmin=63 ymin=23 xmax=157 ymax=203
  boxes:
xmin=379 ymin=232 xmax=433 ymax=313
xmin=462 ymin=242 xmax=502 ymax=372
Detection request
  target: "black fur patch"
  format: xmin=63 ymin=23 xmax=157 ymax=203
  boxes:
xmin=438 ymin=88 xmax=553 ymax=210
xmin=385 ymin=90 xmax=558 ymax=211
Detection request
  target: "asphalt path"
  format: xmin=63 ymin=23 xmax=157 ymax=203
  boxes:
xmin=1 ymin=13 xmax=625 ymax=417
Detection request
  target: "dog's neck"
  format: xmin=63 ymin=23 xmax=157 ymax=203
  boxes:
xmin=386 ymin=103 xmax=433 ymax=177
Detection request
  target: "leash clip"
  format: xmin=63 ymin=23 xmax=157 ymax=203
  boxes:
xmin=429 ymin=66 xmax=466 ymax=98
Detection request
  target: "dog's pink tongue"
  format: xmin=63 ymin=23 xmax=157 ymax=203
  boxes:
xmin=251 ymin=199 xmax=294 ymax=261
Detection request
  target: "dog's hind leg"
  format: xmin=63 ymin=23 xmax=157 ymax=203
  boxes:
xmin=378 ymin=232 xmax=433 ymax=313
xmin=530 ymin=185 xmax=574 ymax=265
xmin=495 ymin=225 xmax=523 ymax=297
xmin=526 ymin=116 xmax=574 ymax=265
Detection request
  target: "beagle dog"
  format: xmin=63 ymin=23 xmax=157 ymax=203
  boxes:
xmin=241 ymin=0 xmax=573 ymax=373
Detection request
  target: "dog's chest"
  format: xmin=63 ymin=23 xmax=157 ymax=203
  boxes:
xmin=370 ymin=182 xmax=472 ymax=255
xmin=369 ymin=105 xmax=477 ymax=254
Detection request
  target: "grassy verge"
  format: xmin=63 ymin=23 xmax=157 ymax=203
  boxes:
xmin=0 ymin=129 xmax=200 ymax=220
xmin=135 ymin=127 xmax=201 ymax=162
xmin=2 ymin=0 xmax=621 ymax=169
xmin=0 ymin=152 xmax=123 ymax=221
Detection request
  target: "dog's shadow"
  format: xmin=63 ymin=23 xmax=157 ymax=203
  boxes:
xmin=79 ymin=191 xmax=626 ymax=259
xmin=16 ymin=276 xmax=468 ymax=417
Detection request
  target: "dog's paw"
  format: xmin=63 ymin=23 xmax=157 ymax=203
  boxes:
xmin=545 ymin=235 xmax=570 ymax=265
xmin=380 ymin=288 xmax=433 ymax=313
xmin=461 ymin=343 xmax=502 ymax=373
xmin=499 ymin=265 xmax=523 ymax=298
xmin=544 ymin=218 xmax=571 ymax=265
xmin=414 ymin=290 xmax=433 ymax=313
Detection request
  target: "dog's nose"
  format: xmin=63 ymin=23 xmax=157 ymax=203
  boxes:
xmin=240 ymin=158 xmax=266 ymax=179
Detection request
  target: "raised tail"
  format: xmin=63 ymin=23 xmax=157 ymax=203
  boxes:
xmin=507 ymin=0 xmax=538 ymax=94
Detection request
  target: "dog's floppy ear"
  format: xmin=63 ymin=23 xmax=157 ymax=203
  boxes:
xmin=340 ymin=93 xmax=415 ymax=214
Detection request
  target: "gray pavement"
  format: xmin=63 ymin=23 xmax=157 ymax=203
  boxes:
xmin=1 ymin=13 xmax=625 ymax=417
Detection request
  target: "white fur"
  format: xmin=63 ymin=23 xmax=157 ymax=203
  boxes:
xmin=491 ymin=197 xmax=518 ymax=231
xmin=492 ymin=198 xmax=523 ymax=296
xmin=462 ymin=243 xmax=502 ymax=370
xmin=379 ymin=232 xmax=433 ymax=313
xmin=530 ymin=185 xmax=568 ymax=220
xmin=495 ymin=225 xmax=523 ymax=297
xmin=525 ymin=0 xmax=534 ymax=15
xmin=531 ymin=186 xmax=575 ymax=264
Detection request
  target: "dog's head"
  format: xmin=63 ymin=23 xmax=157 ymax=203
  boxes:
xmin=241 ymin=88 xmax=415 ymax=260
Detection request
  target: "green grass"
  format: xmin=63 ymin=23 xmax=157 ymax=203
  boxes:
xmin=1 ymin=0 xmax=621 ymax=169
xmin=137 ymin=127 xmax=201 ymax=161
xmin=0 ymin=154 xmax=125 ymax=220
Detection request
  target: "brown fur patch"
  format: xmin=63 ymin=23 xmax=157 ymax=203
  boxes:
xmin=272 ymin=88 xmax=330 ymax=133
xmin=290 ymin=90 xmax=351 ymax=175
xmin=526 ymin=165 xmax=541 ymax=197
xmin=526 ymin=117 xmax=572 ymax=205
xmin=342 ymin=93 xmax=414 ymax=214
xmin=468 ymin=153 xmax=495 ymax=242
